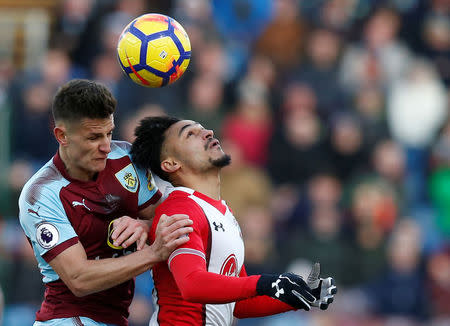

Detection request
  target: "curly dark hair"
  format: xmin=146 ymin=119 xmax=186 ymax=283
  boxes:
xmin=52 ymin=79 xmax=116 ymax=123
xmin=131 ymin=116 xmax=180 ymax=182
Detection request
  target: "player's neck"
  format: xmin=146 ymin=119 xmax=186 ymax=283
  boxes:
xmin=178 ymin=172 xmax=221 ymax=200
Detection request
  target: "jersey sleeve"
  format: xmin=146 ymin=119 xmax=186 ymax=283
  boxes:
xmin=152 ymin=195 xmax=208 ymax=263
xmin=19 ymin=186 xmax=79 ymax=262
xmin=19 ymin=183 xmax=79 ymax=283
xmin=170 ymin=253 xmax=260 ymax=304
xmin=135 ymin=167 xmax=161 ymax=210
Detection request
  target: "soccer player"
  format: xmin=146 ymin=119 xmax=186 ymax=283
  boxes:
xmin=131 ymin=116 xmax=337 ymax=325
xmin=18 ymin=80 xmax=193 ymax=326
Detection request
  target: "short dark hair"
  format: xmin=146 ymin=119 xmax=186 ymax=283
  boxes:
xmin=131 ymin=116 xmax=180 ymax=181
xmin=52 ymin=79 xmax=116 ymax=123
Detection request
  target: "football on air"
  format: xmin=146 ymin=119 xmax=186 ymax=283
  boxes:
xmin=117 ymin=13 xmax=191 ymax=88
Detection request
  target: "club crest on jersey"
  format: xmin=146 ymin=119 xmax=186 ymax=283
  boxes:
xmin=115 ymin=164 xmax=139 ymax=193
xmin=146 ymin=170 xmax=155 ymax=191
xmin=36 ymin=222 xmax=59 ymax=249
xmin=220 ymin=254 xmax=238 ymax=277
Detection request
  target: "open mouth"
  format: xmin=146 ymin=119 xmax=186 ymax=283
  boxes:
xmin=206 ymin=139 xmax=220 ymax=150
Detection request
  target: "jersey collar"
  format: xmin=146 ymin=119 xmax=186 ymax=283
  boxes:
xmin=173 ymin=186 xmax=227 ymax=215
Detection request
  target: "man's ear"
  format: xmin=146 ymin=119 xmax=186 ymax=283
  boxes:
xmin=54 ymin=125 xmax=68 ymax=146
xmin=161 ymin=157 xmax=180 ymax=174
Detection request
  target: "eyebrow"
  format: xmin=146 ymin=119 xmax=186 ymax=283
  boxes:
xmin=178 ymin=122 xmax=199 ymax=137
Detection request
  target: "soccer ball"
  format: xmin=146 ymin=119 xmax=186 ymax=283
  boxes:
xmin=117 ymin=13 xmax=191 ymax=87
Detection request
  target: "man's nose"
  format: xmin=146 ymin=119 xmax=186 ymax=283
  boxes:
xmin=202 ymin=129 xmax=214 ymax=139
xmin=99 ymin=138 xmax=111 ymax=154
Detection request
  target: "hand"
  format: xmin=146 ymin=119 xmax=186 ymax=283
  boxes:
xmin=306 ymin=262 xmax=337 ymax=310
xmin=256 ymin=272 xmax=316 ymax=310
xmin=108 ymin=216 xmax=150 ymax=250
xmin=151 ymin=214 xmax=193 ymax=261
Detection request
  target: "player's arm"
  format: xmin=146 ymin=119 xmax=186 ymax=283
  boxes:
xmin=158 ymin=199 xmax=316 ymax=310
xmin=233 ymin=266 xmax=294 ymax=318
xmin=170 ymin=254 xmax=315 ymax=311
xmin=49 ymin=213 xmax=192 ymax=297
xmin=109 ymin=197 xmax=161 ymax=250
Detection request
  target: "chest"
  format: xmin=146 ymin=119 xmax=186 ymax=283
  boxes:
xmin=59 ymin=160 xmax=141 ymax=256
xmin=191 ymin=196 xmax=245 ymax=277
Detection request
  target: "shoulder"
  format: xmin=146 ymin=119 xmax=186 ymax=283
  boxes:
xmin=108 ymin=140 xmax=132 ymax=160
xmin=156 ymin=190 xmax=204 ymax=216
xmin=19 ymin=160 xmax=69 ymax=208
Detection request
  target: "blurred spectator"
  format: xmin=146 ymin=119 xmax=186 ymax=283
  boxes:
xmin=220 ymin=138 xmax=272 ymax=219
xmin=426 ymin=247 xmax=450 ymax=320
xmin=119 ymin=104 xmax=167 ymax=143
xmin=192 ymin=40 xmax=229 ymax=81
xmin=327 ymin=113 xmax=370 ymax=182
xmin=11 ymin=82 xmax=57 ymax=165
xmin=277 ymin=82 xmax=317 ymax=117
xmin=346 ymin=179 xmax=397 ymax=285
xmin=185 ymin=74 xmax=226 ymax=133
xmin=281 ymin=172 xmax=343 ymax=233
xmin=236 ymin=54 xmax=277 ymax=111
xmin=268 ymin=107 xmax=329 ymax=186
xmin=353 ymin=85 xmax=390 ymax=148
xmin=222 ymin=95 xmax=273 ymax=166
xmin=317 ymin=0 xmax=371 ymax=34
xmin=431 ymin=118 xmax=450 ymax=167
xmin=291 ymin=26 xmax=348 ymax=119
xmin=0 ymin=219 xmax=43 ymax=325
xmin=238 ymin=206 xmax=278 ymax=275
xmin=421 ymin=14 xmax=450 ymax=85
xmin=254 ymin=0 xmax=307 ymax=74
xmin=371 ymin=139 xmax=406 ymax=205
xmin=281 ymin=204 xmax=353 ymax=287
xmin=387 ymin=58 xmax=447 ymax=206
xmin=339 ymin=7 xmax=413 ymax=95
xmin=52 ymin=0 xmax=94 ymax=54
xmin=211 ymin=0 xmax=273 ymax=79
xmin=364 ymin=219 xmax=429 ymax=321
xmin=92 ymin=52 xmax=123 ymax=96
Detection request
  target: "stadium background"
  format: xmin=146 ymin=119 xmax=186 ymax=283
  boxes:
xmin=0 ymin=0 xmax=449 ymax=325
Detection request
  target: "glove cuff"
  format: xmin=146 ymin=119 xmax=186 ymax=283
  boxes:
xmin=256 ymin=274 xmax=275 ymax=296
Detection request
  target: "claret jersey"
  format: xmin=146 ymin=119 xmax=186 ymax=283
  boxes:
xmin=18 ymin=140 xmax=161 ymax=326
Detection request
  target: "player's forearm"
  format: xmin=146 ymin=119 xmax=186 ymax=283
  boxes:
xmin=234 ymin=296 xmax=293 ymax=318
xmin=171 ymin=254 xmax=260 ymax=303
xmin=69 ymin=247 xmax=158 ymax=296
xmin=177 ymin=269 xmax=260 ymax=303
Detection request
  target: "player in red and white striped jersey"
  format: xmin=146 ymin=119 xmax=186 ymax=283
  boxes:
xmin=131 ymin=116 xmax=337 ymax=326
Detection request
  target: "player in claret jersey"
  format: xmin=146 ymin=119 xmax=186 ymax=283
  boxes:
xmin=131 ymin=116 xmax=338 ymax=326
xmin=18 ymin=80 xmax=193 ymax=326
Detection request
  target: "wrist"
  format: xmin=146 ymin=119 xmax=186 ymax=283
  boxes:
xmin=143 ymin=244 xmax=162 ymax=266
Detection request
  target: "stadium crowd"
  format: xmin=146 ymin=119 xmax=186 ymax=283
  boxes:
xmin=0 ymin=0 xmax=449 ymax=325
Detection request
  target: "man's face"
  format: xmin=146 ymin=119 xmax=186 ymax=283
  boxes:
xmin=61 ymin=115 xmax=114 ymax=180
xmin=164 ymin=120 xmax=230 ymax=173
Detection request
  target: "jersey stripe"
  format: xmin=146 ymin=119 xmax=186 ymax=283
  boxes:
xmin=168 ymin=248 xmax=206 ymax=270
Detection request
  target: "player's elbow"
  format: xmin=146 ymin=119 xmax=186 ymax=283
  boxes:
xmin=179 ymin=286 xmax=204 ymax=303
xmin=63 ymin=270 xmax=93 ymax=297
xmin=67 ymin=279 xmax=91 ymax=297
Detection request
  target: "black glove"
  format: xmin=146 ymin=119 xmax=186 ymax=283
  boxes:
xmin=306 ymin=262 xmax=338 ymax=310
xmin=256 ymin=272 xmax=316 ymax=310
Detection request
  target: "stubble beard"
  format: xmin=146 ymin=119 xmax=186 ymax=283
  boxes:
xmin=210 ymin=154 xmax=232 ymax=168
